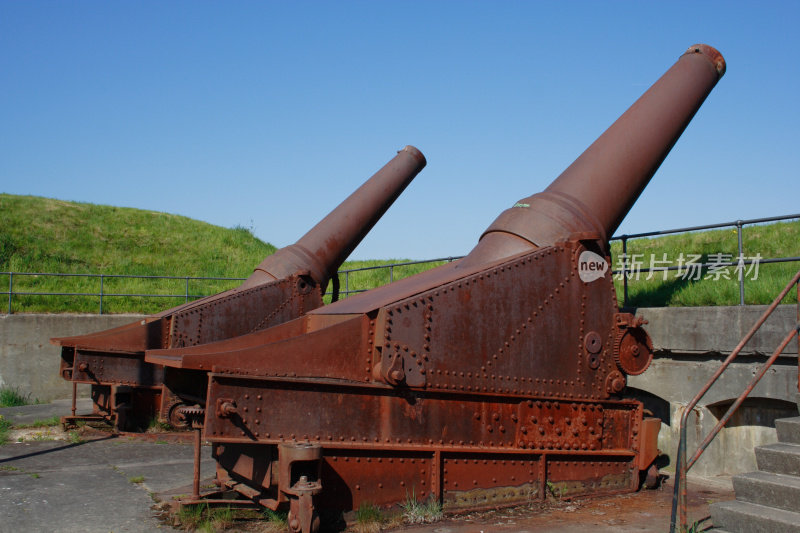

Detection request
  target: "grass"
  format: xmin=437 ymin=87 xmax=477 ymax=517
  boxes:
xmin=399 ymin=491 xmax=443 ymax=525
xmin=1 ymin=193 xmax=275 ymax=314
xmin=16 ymin=416 xmax=60 ymax=428
xmin=129 ymin=475 xmax=145 ymax=484
xmin=147 ymin=418 xmax=173 ymax=433
xmin=352 ymin=502 xmax=385 ymax=533
xmin=175 ymin=503 xmax=235 ymax=532
xmin=2 ymin=193 xmax=798 ymax=312
xmin=325 ymin=258 xmax=453 ymax=304
xmin=0 ymin=464 xmax=40 ymax=478
xmin=260 ymin=509 xmax=289 ymax=532
xmin=0 ymin=416 xmax=12 ymax=445
xmin=0 ymin=386 xmax=36 ymax=407
xmin=610 ymin=219 xmax=800 ymax=307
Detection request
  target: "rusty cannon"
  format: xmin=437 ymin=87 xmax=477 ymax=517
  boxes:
xmin=52 ymin=146 xmax=426 ymax=430
xmin=146 ymin=45 xmax=725 ymax=532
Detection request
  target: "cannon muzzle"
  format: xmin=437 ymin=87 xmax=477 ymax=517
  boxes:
xmin=242 ymin=145 xmax=426 ymax=289
xmin=461 ymin=44 xmax=725 ymax=266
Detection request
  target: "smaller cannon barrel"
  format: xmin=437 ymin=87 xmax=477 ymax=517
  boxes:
xmin=54 ymin=145 xmax=427 ymax=353
xmin=242 ymin=145 xmax=426 ymax=290
xmin=461 ymin=44 xmax=725 ymax=267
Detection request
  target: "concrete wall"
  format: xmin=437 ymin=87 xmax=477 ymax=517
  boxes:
xmin=0 ymin=313 xmax=145 ymax=402
xmin=629 ymin=305 xmax=799 ymax=476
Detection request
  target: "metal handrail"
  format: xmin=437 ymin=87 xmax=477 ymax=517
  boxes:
xmin=669 ymin=268 xmax=800 ymax=532
xmin=331 ymin=256 xmax=463 ymax=299
xmin=2 ymin=213 xmax=799 ymax=314
xmin=0 ymin=257 xmax=458 ymax=314
xmin=613 ymin=212 xmax=800 ymax=306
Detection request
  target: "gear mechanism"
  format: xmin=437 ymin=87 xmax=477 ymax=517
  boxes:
xmin=613 ymin=326 xmax=653 ymax=376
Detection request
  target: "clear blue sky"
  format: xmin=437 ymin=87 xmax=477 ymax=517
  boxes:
xmin=2 ymin=1 xmax=798 ymax=260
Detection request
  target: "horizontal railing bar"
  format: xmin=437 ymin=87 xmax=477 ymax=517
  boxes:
xmin=1 ymin=292 xmax=214 ymax=299
xmin=336 ymin=256 xmax=462 ymax=274
xmin=0 ymin=272 xmax=246 ymax=281
xmin=612 ymin=213 xmax=799 ymax=241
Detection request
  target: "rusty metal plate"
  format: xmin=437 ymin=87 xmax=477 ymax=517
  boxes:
xmin=72 ymin=350 xmax=164 ymax=386
xmin=204 ymin=373 xmax=642 ymax=455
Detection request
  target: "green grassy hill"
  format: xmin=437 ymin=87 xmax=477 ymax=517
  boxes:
xmin=0 ymin=194 xmax=438 ymax=313
xmin=1 ymin=194 xmax=798 ymax=313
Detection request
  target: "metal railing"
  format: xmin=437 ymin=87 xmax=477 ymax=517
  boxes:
xmin=612 ymin=213 xmax=800 ymax=306
xmin=2 ymin=272 xmax=247 ymax=315
xmin=669 ymin=268 xmax=800 ymax=532
xmin=2 ymin=213 xmax=798 ymax=314
xmin=331 ymin=256 xmax=462 ymax=299
xmin=0 ymin=257 xmax=459 ymax=315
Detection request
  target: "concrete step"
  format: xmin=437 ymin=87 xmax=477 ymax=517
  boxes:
xmin=733 ymin=471 xmax=800 ymax=513
xmin=755 ymin=442 xmax=800 ymax=476
xmin=710 ymin=500 xmax=800 ymax=533
xmin=777 ymin=417 xmax=800 ymax=445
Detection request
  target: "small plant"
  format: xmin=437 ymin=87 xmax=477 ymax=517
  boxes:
xmin=0 ymin=465 xmax=20 ymax=472
xmin=29 ymin=472 xmax=40 ymax=479
xmin=68 ymin=430 xmax=83 ymax=444
xmin=400 ymin=490 xmax=443 ymax=525
xmin=0 ymin=386 xmax=34 ymax=407
xmin=546 ymin=480 xmax=565 ymax=500
xmin=355 ymin=501 xmax=383 ymax=523
xmin=0 ymin=415 xmax=12 ymax=445
xmin=177 ymin=502 xmax=208 ymax=530
xmin=209 ymin=506 xmax=234 ymax=530
xmin=129 ymin=475 xmax=145 ymax=484
xmin=154 ymin=439 xmax=168 ymax=445
xmin=147 ymin=418 xmax=173 ymax=433
xmin=353 ymin=501 xmax=384 ymax=533
xmin=22 ymin=416 xmax=61 ymax=428
xmin=262 ymin=508 xmax=288 ymax=526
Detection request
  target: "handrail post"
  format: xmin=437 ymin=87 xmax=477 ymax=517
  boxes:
xmin=345 ymin=271 xmax=350 ymax=298
xmin=670 ymin=268 xmax=800 ymax=533
xmin=737 ymin=220 xmax=744 ymax=306
xmin=390 ymin=265 xmax=394 ymax=283
xmin=622 ymin=236 xmax=629 ymax=307
xmin=185 ymin=277 xmax=190 ymax=303
xmin=99 ymin=274 xmax=104 ymax=315
xmin=8 ymin=272 xmax=12 ymax=314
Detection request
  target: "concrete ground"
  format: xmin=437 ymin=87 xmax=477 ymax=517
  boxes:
xmin=1 ymin=400 xmax=215 ymax=533
xmin=1 ymin=402 xmax=734 ymax=533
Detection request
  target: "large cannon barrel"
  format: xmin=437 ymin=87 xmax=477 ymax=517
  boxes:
xmin=461 ymin=44 xmax=725 ymax=267
xmin=241 ymin=145 xmax=426 ymax=289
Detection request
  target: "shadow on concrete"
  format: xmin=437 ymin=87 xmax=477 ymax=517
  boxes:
xmin=0 ymin=434 xmax=115 ymax=464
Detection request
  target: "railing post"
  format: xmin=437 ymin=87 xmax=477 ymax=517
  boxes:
xmin=345 ymin=271 xmax=350 ymax=298
xmin=622 ymin=236 xmax=629 ymax=307
xmin=390 ymin=265 xmax=394 ymax=283
xmin=737 ymin=220 xmax=744 ymax=306
xmin=185 ymin=277 xmax=190 ymax=303
xmin=8 ymin=272 xmax=12 ymax=314
xmin=99 ymin=274 xmax=104 ymax=315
